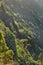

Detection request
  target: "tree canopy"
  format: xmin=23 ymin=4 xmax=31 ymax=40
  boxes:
xmin=0 ymin=31 xmax=14 ymax=64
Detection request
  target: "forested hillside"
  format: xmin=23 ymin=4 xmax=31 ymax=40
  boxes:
xmin=0 ymin=0 xmax=43 ymax=65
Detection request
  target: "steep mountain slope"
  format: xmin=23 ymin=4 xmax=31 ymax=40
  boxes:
xmin=0 ymin=0 xmax=43 ymax=65
xmin=4 ymin=0 xmax=43 ymax=48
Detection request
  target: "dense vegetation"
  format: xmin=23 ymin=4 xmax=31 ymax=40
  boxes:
xmin=0 ymin=0 xmax=43 ymax=65
xmin=0 ymin=31 xmax=14 ymax=65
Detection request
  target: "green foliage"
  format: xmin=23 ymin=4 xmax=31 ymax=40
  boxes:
xmin=19 ymin=29 xmax=24 ymax=33
xmin=5 ymin=64 xmax=10 ymax=65
xmin=38 ymin=53 xmax=43 ymax=65
xmin=15 ymin=39 xmax=38 ymax=65
xmin=5 ymin=50 xmax=14 ymax=61
xmin=0 ymin=31 xmax=14 ymax=64
xmin=0 ymin=2 xmax=43 ymax=65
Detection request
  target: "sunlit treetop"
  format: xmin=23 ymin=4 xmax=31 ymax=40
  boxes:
xmin=0 ymin=31 xmax=4 ymax=40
